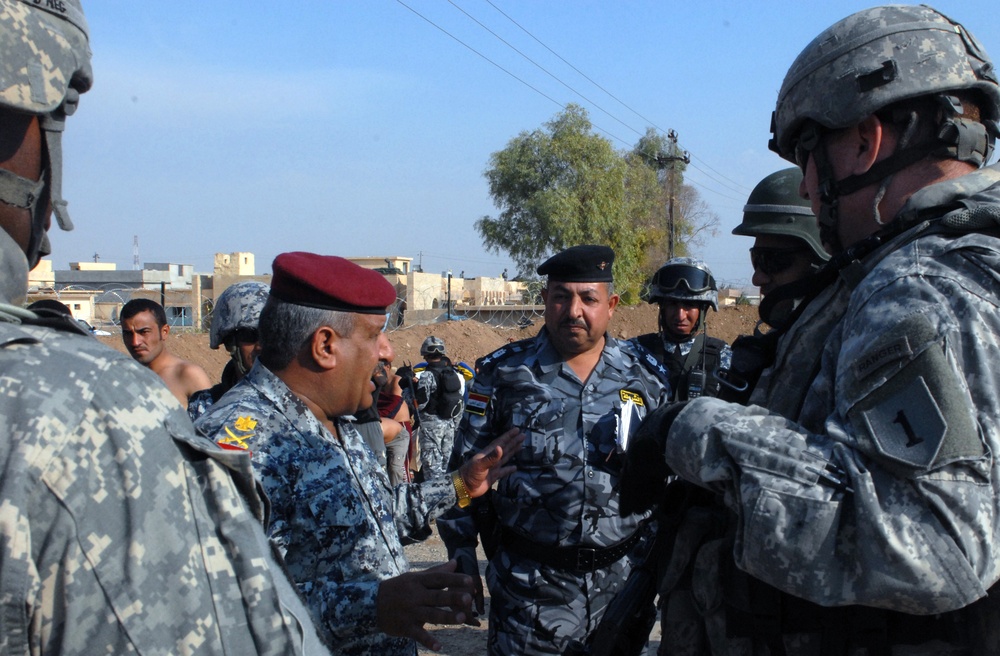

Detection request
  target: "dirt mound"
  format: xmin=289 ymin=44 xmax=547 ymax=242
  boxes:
xmin=97 ymin=304 xmax=761 ymax=381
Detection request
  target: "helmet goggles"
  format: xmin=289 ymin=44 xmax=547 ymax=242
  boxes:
xmin=651 ymin=264 xmax=716 ymax=294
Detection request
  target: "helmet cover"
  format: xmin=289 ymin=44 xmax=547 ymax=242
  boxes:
xmin=210 ymin=281 xmax=270 ymax=349
xmin=421 ymin=335 xmax=446 ymax=357
xmin=0 ymin=0 xmax=92 ymax=115
xmin=771 ymin=4 xmax=1000 ymax=160
xmin=645 ymin=257 xmax=719 ymax=311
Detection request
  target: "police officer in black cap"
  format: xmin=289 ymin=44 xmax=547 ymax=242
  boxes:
xmin=439 ymin=244 xmax=671 ymax=655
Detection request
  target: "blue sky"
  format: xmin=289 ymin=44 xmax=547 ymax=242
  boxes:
xmin=52 ymin=1 xmax=1000 ymax=289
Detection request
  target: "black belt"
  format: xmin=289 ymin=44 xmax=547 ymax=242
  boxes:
xmin=500 ymin=527 xmax=642 ymax=572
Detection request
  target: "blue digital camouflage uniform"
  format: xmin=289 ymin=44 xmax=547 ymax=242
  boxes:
xmin=663 ymin=165 xmax=1000 ymax=653
xmin=0 ymin=240 xmax=327 ymax=655
xmin=439 ymin=328 xmax=670 ymax=654
xmin=415 ymin=364 xmax=462 ymax=479
xmin=195 ymin=360 xmax=460 ymax=655
xmin=634 ymin=332 xmax=733 ymax=401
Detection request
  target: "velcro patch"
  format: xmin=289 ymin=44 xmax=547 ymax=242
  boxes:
xmin=620 ymin=389 xmax=645 ymax=406
xmin=858 ymin=376 xmax=946 ymax=470
xmin=853 ymin=336 xmax=913 ymax=380
xmin=466 ymin=392 xmax=490 ymax=416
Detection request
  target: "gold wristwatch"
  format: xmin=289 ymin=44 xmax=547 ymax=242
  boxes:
xmin=452 ymin=471 xmax=471 ymax=508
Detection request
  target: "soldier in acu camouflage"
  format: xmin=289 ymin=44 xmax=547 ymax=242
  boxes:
xmin=438 ymin=245 xmax=670 ymax=655
xmin=629 ymin=5 xmax=1000 ymax=654
xmin=194 ymin=252 xmax=524 ymax=655
xmin=0 ymin=1 xmax=329 ymax=653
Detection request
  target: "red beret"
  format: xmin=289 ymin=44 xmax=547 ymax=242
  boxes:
xmin=270 ymin=252 xmax=396 ymax=314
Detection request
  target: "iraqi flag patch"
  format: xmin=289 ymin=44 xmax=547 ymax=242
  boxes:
xmin=466 ymin=392 xmax=490 ymax=416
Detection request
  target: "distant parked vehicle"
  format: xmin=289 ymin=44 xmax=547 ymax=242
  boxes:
xmin=77 ymin=319 xmax=111 ymax=336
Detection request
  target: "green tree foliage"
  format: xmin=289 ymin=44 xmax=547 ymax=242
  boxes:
xmin=477 ymin=106 xmax=716 ymax=303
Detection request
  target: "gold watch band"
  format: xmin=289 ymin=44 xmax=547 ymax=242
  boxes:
xmin=452 ymin=471 xmax=471 ymax=508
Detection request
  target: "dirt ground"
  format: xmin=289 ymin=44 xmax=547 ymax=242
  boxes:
xmin=95 ymin=303 xmax=759 ymax=654
xmin=97 ymin=303 xmax=759 ymax=382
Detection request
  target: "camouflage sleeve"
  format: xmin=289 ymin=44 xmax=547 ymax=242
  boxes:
xmin=416 ymin=370 xmax=436 ymax=411
xmin=719 ymin=342 xmax=733 ymax=372
xmin=437 ymin=360 xmax=502 ymax=568
xmin=665 ymin=255 xmax=1000 ymax=614
xmin=390 ymin=475 xmax=458 ymax=541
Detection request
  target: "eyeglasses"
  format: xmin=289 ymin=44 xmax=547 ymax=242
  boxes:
xmin=652 ymin=264 xmax=716 ymax=294
xmin=750 ymin=247 xmax=808 ymax=276
xmin=234 ymin=327 xmax=259 ymax=345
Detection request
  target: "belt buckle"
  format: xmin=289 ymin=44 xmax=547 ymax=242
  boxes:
xmin=576 ymin=547 xmax=596 ymax=571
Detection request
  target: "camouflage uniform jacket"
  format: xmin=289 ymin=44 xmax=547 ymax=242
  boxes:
xmin=0 ymin=303 xmax=325 ymax=655
xmin=194 ymin=361 xmax=459 ymax=655
xmin=440 ymin=327 xmax=670 ymax=562
xmin=634 ymin=331 xmax=733 ymax=401
xmin=666 ymin=164 xmax=1000 ymax=616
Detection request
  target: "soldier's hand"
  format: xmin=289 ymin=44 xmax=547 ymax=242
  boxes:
xmin=458 ymin=427 xmax=526 ymax=498
xmin=619 ymin=402 xmax=686 ymax=516
xmin=376 ymin=559 xmax=476 ymax=651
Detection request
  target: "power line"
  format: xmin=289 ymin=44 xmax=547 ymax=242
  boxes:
xmin=394 ymin=0 xmax=633 ymax=148
xmin=483 ymin=0 xmax=660 ymax=134
xmin=483 ymin=0 xmax=753 ymax=194
xmin=446 ymin=0 xmax=644 ymax=139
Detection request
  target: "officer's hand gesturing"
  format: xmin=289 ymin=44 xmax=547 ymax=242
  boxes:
xmin=619 ymin=402 xmax=686 ymax=516
xmin=376 ymin=559 xmax=476 ymax=651
xmin=458 ymin=427 xmax=526 ymax=497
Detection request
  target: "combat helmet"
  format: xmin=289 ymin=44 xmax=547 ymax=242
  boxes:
xmin=210 ymin=281 xmax=270 ymax=349
xmin=0 ymin=0 xmax=93 ymax=268
xmin=421 ymin=336 xmax=446 ymax=358
xmin=770 ymin=4 xmax=1000 ymax=165
xmin=645 ymin=257 xmax=718 ymax=312
xmin=733 ymin=168 xmax=828 ymax=263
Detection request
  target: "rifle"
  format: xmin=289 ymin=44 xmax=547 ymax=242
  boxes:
xmin=571 ymin=483 xmax=691 ymax=656
xmin=715 ymin=328 xmax=782 ymax=405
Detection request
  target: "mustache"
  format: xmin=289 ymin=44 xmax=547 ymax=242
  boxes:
xmin=561 ymin=319 xmax=588 ymax=328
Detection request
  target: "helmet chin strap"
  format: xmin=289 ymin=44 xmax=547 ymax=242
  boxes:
xmin=810 ymin=98 xmax=992 ymax=251
xmin=228 ymin=342 xmax=251 ymax=377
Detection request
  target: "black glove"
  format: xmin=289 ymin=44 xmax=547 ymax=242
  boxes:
xmin=618 ymin=402 xmax=686 ymax=516
xmin=395 ymin=364 xmax=414 ymax=390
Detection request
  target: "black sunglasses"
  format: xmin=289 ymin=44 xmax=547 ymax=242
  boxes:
xmin=750 ymin=247 xmax=809 ymax=276
xmin=234 ymin=327 xmax=259 ymax=345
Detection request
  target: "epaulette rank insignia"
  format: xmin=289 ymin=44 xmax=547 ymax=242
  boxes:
xmin=218 ymin=415 xmax=258 ymax=450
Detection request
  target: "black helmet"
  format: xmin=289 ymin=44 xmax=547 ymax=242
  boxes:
xmin=733 ymin=168 xmax=828 ymax=263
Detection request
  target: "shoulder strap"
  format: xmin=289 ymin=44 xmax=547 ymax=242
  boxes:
xmin=682 ymin=334 xmax=705 ymax=373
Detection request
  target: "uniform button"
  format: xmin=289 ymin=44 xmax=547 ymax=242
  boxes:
xmin=587 ymin=469 xmax=594 ymax=478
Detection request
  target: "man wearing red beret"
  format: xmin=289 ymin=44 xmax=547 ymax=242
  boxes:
xmin=195 ymin=252 xmax=524 ymax=655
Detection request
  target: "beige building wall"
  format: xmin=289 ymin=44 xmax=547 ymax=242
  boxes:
xmin=27 ymin=259 xmax=55 ymax=289
xmin=69 ymin=261 xmax=117 ymax=271
xmin=214 ymin=252 xmax=255 ymax=276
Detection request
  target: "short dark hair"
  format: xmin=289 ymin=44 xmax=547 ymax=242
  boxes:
xmin=121 ymin=298 xmax=167 ymax=328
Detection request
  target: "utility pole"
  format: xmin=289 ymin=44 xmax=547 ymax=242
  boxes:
xmin=654 ymin=130 xmax=690 ymax=259
xmin=446 ymin=271 xmax=453 ymax=321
